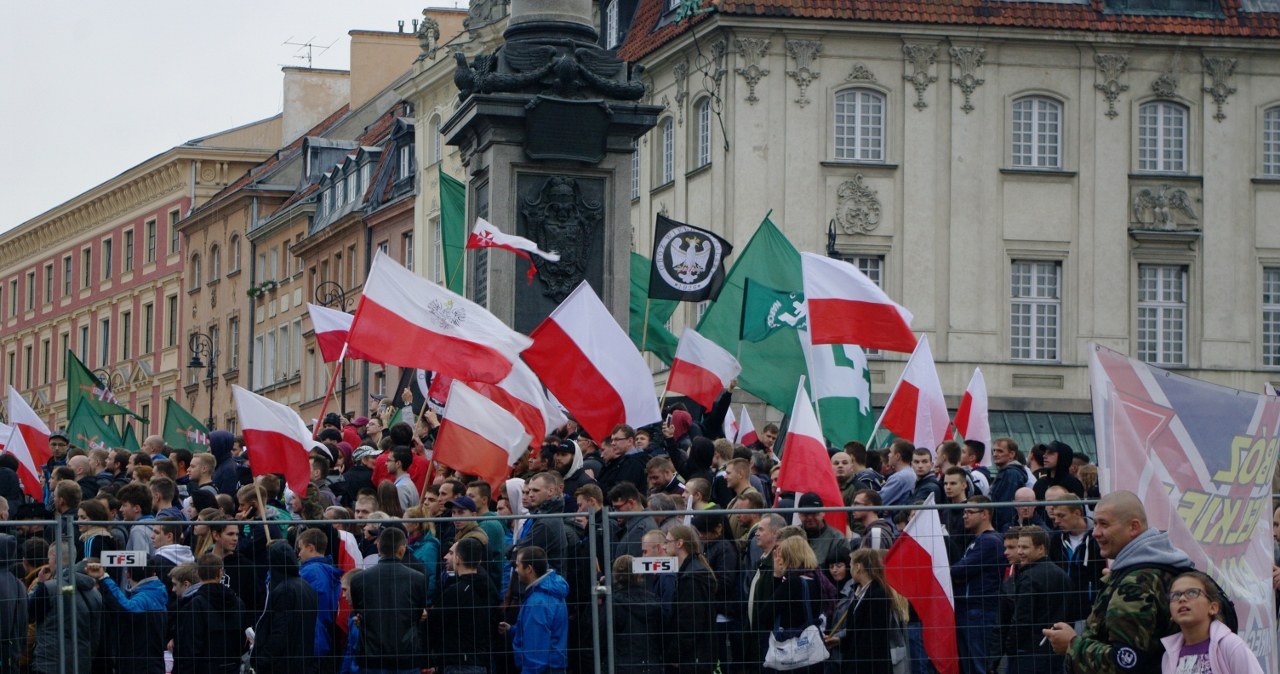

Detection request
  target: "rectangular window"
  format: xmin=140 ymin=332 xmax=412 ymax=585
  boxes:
xmin=59 ymin=333 xmax=69 ymax=378
xmin=323 ymin=190 xmax=332 ymax=216
xmin=264 ymin=329 xmax=276 ymax=385
xmin=399 ymin=145 xmax=412 ymax=180
xmin=5 ymin=352 xmax=12 ymax=387
xmin=660 ymin=119 xmax=674 ymax=184
xmin=99 ymin=318 xmax=110 ymax=368
xmin=403 ymin=232 xmax=414 ymax=272
xmin=102 ymin=238 xmax=113 ymax=280
xmin=253 ymin=335 xmax=265 ymax=389
xmin=209 ymin=324 xmax=220 ymax=374
xmin=834 ymin=89 xmax=885 ymax=162
xmin=43 ymin=265 xmax=52 ymax=304
xmin=228 ymin=317 xmax=240 ymax=370
xmin=8 ymin=280 xmax=16 ymax=318
xmin=377 ymin=241 xmax=388 ymax=256
xmin=169 ymin=209 xmax=181 ymax=254
xmin=605 ymin=0 xmax=619 ymax=49
xmin=696 ymin=99 xmax=712 ymax=168
xmin=1011 ymin=97 xmax=1062 ymax=169
xmin=1137 ymin=264 xmax=1187 ymax=365
xmin=432 ymin=218 xmax=444 ymax=284
xmin=124 ymin=230 xmax=135 ymax=272
xmin=348 ymin=245 xmax=358 ymax=285
xmin=631 ymin=140 xmax=640 ymax=200
xmin=79 ymin=325 xmax=89 ymax=363
xmin=143 ymin=303 xmax=154 ymax=354
xmin=1263 ymin=268 xmax=1280 ymax=367
xmin=40 ymin=339 xmax=50 ymax=385
xmin=346 ymin=173 xmax=357 ymax=204
xmin=25 ymin=271 xmax=34 ymax=311
xmin=293 ymin=317 xmax=303 ymax=375
xmin=335 ymin=180 xmax=345 ymax=206
xmin=277 ymin=323 xmax=289 ymax=381
xmin=81 ymin=248 xmax=91 ymax=288
xmin=139 ymin=404 xmax=150 ymax=434
xmin=63 ymin=255 xmax=72 ymax=297
xmin=1265 ymin=108 xmax=1280 ymax=177
xmin=145 ymin=219 xmax=157 ymax=262
xmin=166 ymin=295 xmax=178 ymax=347
xmin=1138 ymin=102 xmax=1187 ymax=173
xmin=121 ymin=311 xmax=132 ymax=360
xmin=1010 ymin=260 xmax=1062 ymax=362
xmin=23 ymin=346 xmax=31 ymax=390
xmin=361 ymin=164 xmax=371 ymax=192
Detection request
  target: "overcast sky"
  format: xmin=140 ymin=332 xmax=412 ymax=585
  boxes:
xmin=0 ymin=1 xmax=462 ymax=232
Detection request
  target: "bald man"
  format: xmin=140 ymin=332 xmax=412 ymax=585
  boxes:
xmin=141 ymin=435 xmax=168 ymax=460
xmin=1042 ymin=491 xmax=1192 ymax=674
xmin=69 ymin=455 xmax=100 ymax=500
xmin=1010 ymin=486 xmax=1049 ymax=531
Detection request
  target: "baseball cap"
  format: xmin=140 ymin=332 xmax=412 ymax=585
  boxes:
xmin=552 ymin=440 xmax=576 ymax=454
xmin=448 ymin=496 xmax=478 ymax=512
xmin=50 ymin=431 xmax=69 ymax=443
xmin=797 ymin=492 xmax=823 ymax=509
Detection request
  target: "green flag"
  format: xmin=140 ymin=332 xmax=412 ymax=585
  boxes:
xmin=696 ymin=215 xmax=807 ymax=413
xmin=440 ymin=165 xmax=467 ymax=295
xmin=66 ymin=399 xmax=125 ymax=452
xmin=801 ymin=329 xmax=874 ymax=446
xmin=740 ymin=278 xmax=807 ymax=343
xmin=66 ymin=350 xmax=137 ymax=418
xmin=121 ymin=421 xmax=141 ymax=453
xmin=162 ymin=399 xmax=210 ymax=452
xmin=629 ymin=252 xmax=680 ymax=364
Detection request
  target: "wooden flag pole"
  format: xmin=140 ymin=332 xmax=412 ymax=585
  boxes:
xmin=312 ymin=346 xmax=347 ymax=440
xmin=253 ymin=480 xmax=274 ymax=543
xmin=640 ymin=299 xmax=652 ymax=353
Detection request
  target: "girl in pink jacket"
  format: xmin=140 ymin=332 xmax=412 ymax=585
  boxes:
xmin=1160 ymin=571 xmax=1263 ymax=674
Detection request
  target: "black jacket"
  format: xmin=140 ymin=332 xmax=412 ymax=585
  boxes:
xmin=0 ymin=534 xmax=26 ymax=674
xmin=1032 ymin=441 xmax=1085 ymax=500
xmin=1010 ymin=557 xmax=1071 ymax=655
xmin=1048 ymin=527 xmax=1107 ymax=622
xmin=351 ymin=556 xmax=428 ymax=670
xmin=597 ymin=451 xmax=649 ymax=497
xmin=510 ymin=497 xmax=567 ymax=601
xmin=429 ymin=570 xmax=498 ymax=669
xmin=209 ymin=431 xmax=240 ymax=497
xmin=342 ymin=465 xmax=374 ymax=507
xmin=911 ymin=473 xmax=945 ymax=504
xmin=611 ymin=583 xmax=664 ymax=674
xmin=669 ymin=555 xmax=717 ymax=669
xmin=840 ymin=581 xmax=896 ymax=674
xmin=250 ymin=541 xmax=319 ymax=674
xmin=175 ymin=581 xmax=245 ymax=674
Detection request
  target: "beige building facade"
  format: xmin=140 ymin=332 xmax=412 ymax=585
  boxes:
xmin=617 ymin=0 xmax=1280 ymax=447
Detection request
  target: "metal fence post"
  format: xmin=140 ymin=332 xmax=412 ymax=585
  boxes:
xmin=602 ymin=505 xmax=615 ymax=674
xmin=587 ymin=510 xmax=602 ymax=674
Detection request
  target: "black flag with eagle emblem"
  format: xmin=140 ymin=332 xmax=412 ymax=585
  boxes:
xmin=647 ymin=214 xmax=734 ymax=302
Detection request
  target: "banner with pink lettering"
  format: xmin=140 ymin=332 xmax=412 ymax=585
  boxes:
xmin=1089 ymin=343 xmax=1279 ymax=674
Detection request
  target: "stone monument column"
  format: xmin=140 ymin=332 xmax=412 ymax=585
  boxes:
xmin=442 ymin=0 xmax=661 ymax=332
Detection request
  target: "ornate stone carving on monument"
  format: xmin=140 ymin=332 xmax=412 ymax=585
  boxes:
xmin=1201 ymin=57 xmax=1237 ymax=122
xmin=521 ymin=175 xmax=604 ymax=302
xmin=785 ymin=39 xmax=822 ymax=108
xmin=948 ymin=46 xmax=985 ymax=114
xmin=845 ymin=63 xmax=877 ymax=83
xmin=1152 ymin=71 xmax=1179 ymax=98
xmin=465 ymin=0 xmax=508 ymax=37
xmin=416 ymin=14 xmax=441 ymax=60
xmin=674 ymin=60 xmax=689 ymax=124
xmin=832 ymin=175 xmax=882 ymax=234
xmin=451 ymin=36 xmax=646 ymax=102
xmin=1130 ymin=184 xmax=1200 ymax=231
xmin=734 ymin=37 xmax=771 ymax=104
xmin=902 ymin=43 xmax=939 ymax=111
xmin=1094 ymin=53 xmax=1129 ymax=119
xmin=709 ymin=40 xmax=729 ymax=96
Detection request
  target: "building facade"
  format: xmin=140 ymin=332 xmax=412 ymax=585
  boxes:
xmin=616 ymin=0 xmax=1280 ymax=450
xmin=0 ymin=125 xmax=277 ymax=433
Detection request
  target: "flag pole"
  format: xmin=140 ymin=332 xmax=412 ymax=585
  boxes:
xmin=640 ymin=299 xmax=652 ymax=352
xmin=253 ymin=480 xmax=274 ymax=543
xmin=313 ymin=345 xmax=347 ymax=440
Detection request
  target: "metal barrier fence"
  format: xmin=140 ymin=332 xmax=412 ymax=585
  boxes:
xmin=0 ymin=498 xmax=1182 ymax=674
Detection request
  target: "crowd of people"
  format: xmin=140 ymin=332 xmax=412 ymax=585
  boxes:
xmin=0 ymin=398 xmax=1267 ymax=674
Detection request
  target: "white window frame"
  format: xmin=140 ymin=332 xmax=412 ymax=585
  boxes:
xmin=696 ymin=98 xmax=712 ymax=168
xmin=229 ymin=234 xmax=241 ymax=272
xmin=228 ymin=317 xmax=240 ymax=371
xmin=432 ymin=218 xmax=444 ymax=284
xmin=189 ymin=254 xmax=201 ymax=289
xmin=399 ymin=145 xmax=412 ymax=180
xmin=605 ymin=0 xmax=620 ymax=49
xmin=335 ymin=179 xmax=345 ymax=207
xmin=834 ymin=88 xmax=885 ymax=162
xmin=1011 ymin=96 xmax=1063 ymax=169
xmin=1137 ymin=264 xmax=1187 ymax=366
xmin=1263 ymin=268 xmax=1280 ymax=367
xmin=403 ymin=232 xmax=415 ymax=272
xmin=346 ymin=172 xmax=357 ymax=204
xmin=1138 ymin=101 xmax=1188 ymax=173
xmin=98 ymin=317 xmax=110 ymax=368
xmin=430 ymin=116 xmax=443 ymax=165
xmin=660 ymin=118 xmax=675 ymax=184
xmin=631 ymin=140 xmax=640 ymax=200
xmin=1264 ymin=107 xmax=1280 ymax=177
xmin=1010 ymin=260 xmax=1062 ymax=362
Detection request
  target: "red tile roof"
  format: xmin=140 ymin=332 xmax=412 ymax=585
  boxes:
xmin=618 ymin=0 xmax=1280 ymax=62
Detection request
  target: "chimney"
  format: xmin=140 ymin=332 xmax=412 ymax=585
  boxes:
xmin=348 ymin=30 xmax=420 ymax=110
xmin=281 ymin=67 xmax=351 ymax=145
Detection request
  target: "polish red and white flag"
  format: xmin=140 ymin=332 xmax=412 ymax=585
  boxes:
xmin=801 ymin=252 xmax=917 ymax=353
xmin=233 ymin=385 xmax=322 ymax=497
xmin=434 ymin=381 xmax=533 ymax=488
xmin=467 ymin=359 xmax=567 ymax=451
xmin=875 ymin=336 xmax=950 ymax=453
xmin=724 ymin=406 xmax=739 ymax=445
xmin=466 ymin=218 xmax=561 ymax=283
xmin=6 ymin=386 xmax=49 ymax=501
xmin=306 ymin=303 xmax=381 ymax=364
xmin=775 ymin=379 xmax=846 ymax=533
xmin=885 ymin=494 xmax=959 ymax=674
xmin=667 ymin=328 xmax=741 ymax=409
xmin=737 ymin=405 xmax=758 ymax=446
xmin=951 ymin=367 xmax=992 ymax=466
xmin=523 ymin=282 xmax=662 ymax=442
xmin=347 ymin=250 xmax=531 ymax=384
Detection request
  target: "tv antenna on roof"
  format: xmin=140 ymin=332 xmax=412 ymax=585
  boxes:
xmin=282 ymin=36 xmax=336 ymax=68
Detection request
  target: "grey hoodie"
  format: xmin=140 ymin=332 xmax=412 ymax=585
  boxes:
xmin=1110 ymin=527 xmax=1193 ymax=575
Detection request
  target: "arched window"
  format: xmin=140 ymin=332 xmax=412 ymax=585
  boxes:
xmin=1011 ymin=96 xmax=1063 ymax=169
xmin=1138 ymin=101 xmax=1188 ymax=173
xmin=660 ymin=118 xmax=675 ymax=184
xmin=834 ymin=89 xmax=885 ymax=162
xmin=229 ymin=234 xmax=241 ymax=272
xmin=189 ymin=254 xmax=201 ymax=289
xmin=1264 ymin=106 xmax=1280 ymax=177
xmin=695 ymin=98 xmax=713 ymax=168
xmin=209 ymin=244 xmax=221 ymax=279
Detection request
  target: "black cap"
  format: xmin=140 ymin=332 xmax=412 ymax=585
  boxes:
xmin=797 ymin=492 xmax=824 ymax=509
xmin=552 ymin=440 xmax=575 ymax=454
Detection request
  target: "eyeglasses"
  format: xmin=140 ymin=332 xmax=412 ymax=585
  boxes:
xmin=1168 ymin=588 xmax=1205 ymax=602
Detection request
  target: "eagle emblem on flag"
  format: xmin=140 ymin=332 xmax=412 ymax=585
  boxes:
xmin=428 ymin=299 xmax=466 ymax=330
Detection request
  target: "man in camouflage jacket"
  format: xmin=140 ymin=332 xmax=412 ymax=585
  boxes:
xmin=1042 ymin=491 xmax=1193 ymax=674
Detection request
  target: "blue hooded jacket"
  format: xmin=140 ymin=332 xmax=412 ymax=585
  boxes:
xmin=100 ymin=575 xmax=168 ymax=612
xmin=512 ymin=570 xmax=569 ymax=674
xmin=299 ymin=555 xmax=344 ymax=657
xmin=209 ymin=430 xmax=239 ymax=496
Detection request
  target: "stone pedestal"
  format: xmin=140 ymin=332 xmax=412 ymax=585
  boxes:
xmin=444 ymin=94 xmax=660 ymax=331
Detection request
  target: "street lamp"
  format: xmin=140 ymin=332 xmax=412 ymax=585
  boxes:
xmin=314 ymin=280 xmax=351 ymax=416
xmin=186 ymin=331 xmax=216 ymax=430
xmin=92 ymin=367 xmax=126 ymax=392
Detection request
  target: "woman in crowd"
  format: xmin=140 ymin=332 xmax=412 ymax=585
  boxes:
xmin=75 ymin=500 xmax=119 ymax=563
xmin=610 ymin=555 xmax=664 ymax=674
xmin=190 ymin=507 xmax=225 ymax=558
xmin=829 ymin=548 xmax=904 ymax=674
xmin=761 ymin=536 xmax=827 ymax=674
xmin=376 ymin=480 xmax=405 ymax=518
xmin=665 ymin=524 xmax=717 ymax=673
xmin=404 ymin=504 xmax=441 ymax=601
xmin=1161 ymin=572 xmax=1262 ymax=674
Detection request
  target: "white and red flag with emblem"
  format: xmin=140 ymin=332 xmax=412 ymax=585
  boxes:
xmin=466 ymin=217 xmax=561 ymax=283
